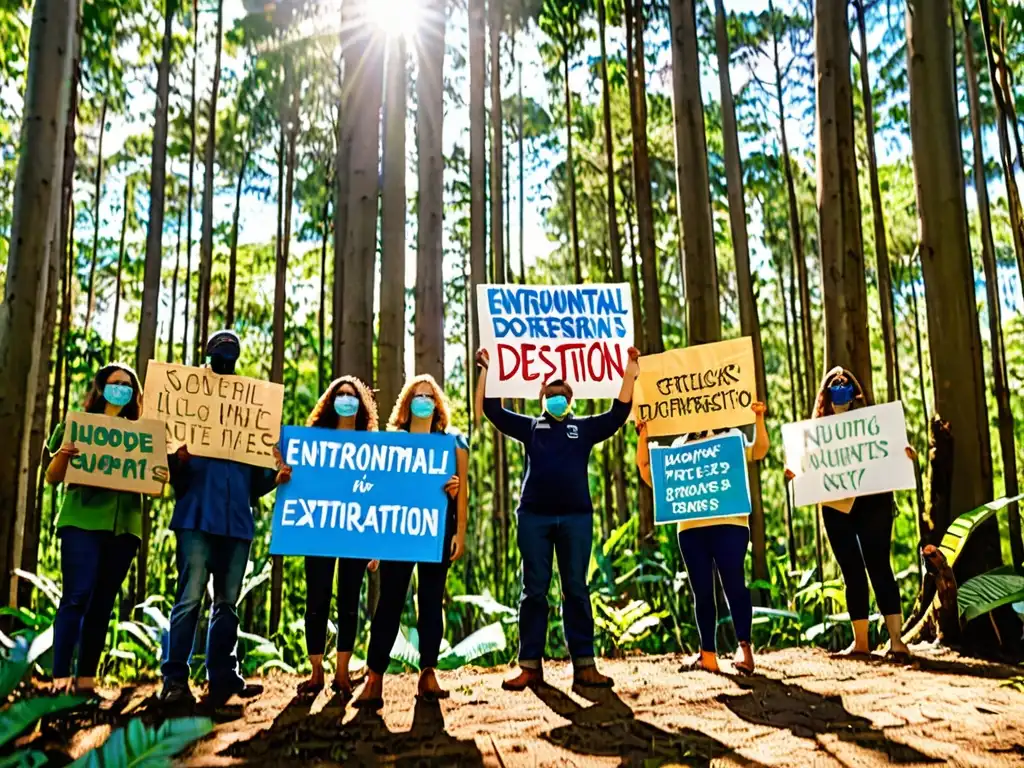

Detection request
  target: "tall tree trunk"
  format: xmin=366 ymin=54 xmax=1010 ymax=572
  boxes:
xmin=855 ymin=0 xmax=899 ymax=403
xmin=563 ymin=51 xmax=581 ymax=282
xmin=415 ymin=0 xmax=446 ymax=382
xmin=138 ymin=0 xmax=177 ymax=382
xmin=318 ymin=189 xmax=330 ymax=394
xmin=83 ymin=98 xmax=106 ymax=337
xmin=0 ymin=0 xmax=75 ymax=606
xmin=668 ymin=0 xmax=718 ymax=343
xmin=379 ymin=35 xmax=407 ymax=412
xmin=469 ymin=0 xmax=486 ymax=357
xmin=907 ymin=0 xmax=999 ymax=582
xmin=110 ymin=180 xmax=130 ymax=361
xmin=167 ymin=207 xmax=182 ymax=363
xmin=183 ymin=0 xmax=198 ymax=364
xmin=598 ymin=0 xmax=623 ymax=283
xmin=962 ymin=11 xmax=1023 ymax=566
xmin=518 ymin=62 xmax=525 ymax=284
xmin=194 ymin=0 xmax=224 ymax=361
xmin=226 ymin=136 xmax=252 ymax=330
xmin=816 ymin=0 xmax=873 ymax=401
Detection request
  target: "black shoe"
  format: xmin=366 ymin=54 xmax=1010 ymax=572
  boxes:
xmin=159 ymin=679 xmax=196 ymax=706
xmin=206 ymin=681 xmax=263 ymax=708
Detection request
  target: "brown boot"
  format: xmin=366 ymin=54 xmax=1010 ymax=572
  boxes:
xmin=501 ymin=666 xmax=542 ymax=691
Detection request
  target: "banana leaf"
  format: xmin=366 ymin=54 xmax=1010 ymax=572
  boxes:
xmin=938 ymin=494 xmax=1024 ymax=566
xmin=957 ymin=565 xmax=1024 ymax=622
xmin=0 ymin=695 xmax=84 ymax=749
xmin=438 ymin=622 xmax=506 ymax=670
xmin=69 ymin=717 xmax=213 ymax=768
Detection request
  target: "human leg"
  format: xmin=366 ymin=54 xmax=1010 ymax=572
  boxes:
xmin=504 ymin=512 xmax=555 ymax=690
xmin=355 ymin=559 xmax=414 ymax=708
xmin=855 ymin=500 xmax=909 ymax=655
xmin=53 ymin=528 xmax=103 ymax=684
xmin=206 ymin=535 xmax=250 ymax=697
xmin=77 ymin=534 xmax=139 ymax=685
xmin=334 ymin=557 xmax=368 ymax=691
xmin=711 ymin=526 xmax=754 ymax=673
xmin=822 ymin=506 xmax=872 ymax=653
xmin=299 ymin=556 xmax=335 ymax=694
xmin=677 ymin=528 xmax=719 ymax=670
xmin=161 ymin=530 xmax=211 ymax=702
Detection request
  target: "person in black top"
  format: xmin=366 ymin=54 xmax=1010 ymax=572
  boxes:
xmin=477 ymin=345 xmax=639 ymax=692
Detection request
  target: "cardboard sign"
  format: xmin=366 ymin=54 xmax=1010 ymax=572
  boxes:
xmin=782 ymin=401 xmax=916 ymax=507
xmin=635 ymin=338 xmax=757 ymax=436
xmin=270 ymin=427 xmax=457 ymax=562
xmin=650 ymin=433 xmax=751 ymax=526
xmin=477 ymin=283 xmax=634 ymax=399
xmin=64 ymin=412 xmax=168 ymax=496
xmin=143 ymin=361 xmax=284 ymax=469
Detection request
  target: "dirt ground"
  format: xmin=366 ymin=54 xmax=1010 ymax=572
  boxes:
xmin=25 ymin=645 xmax=1024 ymax=767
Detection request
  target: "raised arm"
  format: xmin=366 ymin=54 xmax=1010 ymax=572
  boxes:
xmin=746 ymin=402 xmax=769 ymax=462
xmin=616 ymin=346 xmax=641 ymax=404
xmin=45 ymin=423 xmax=75 ymax=486
xmin=585 ymin=347 xmax=640 ymax=444
xmin=477 ymin=349 xmax=534 ymax=444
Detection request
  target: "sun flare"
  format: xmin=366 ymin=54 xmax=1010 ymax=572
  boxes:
xmin=365 ymin=0 xmax=425 ymax=41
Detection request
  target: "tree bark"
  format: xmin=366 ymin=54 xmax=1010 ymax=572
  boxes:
xmin=182 ymin=0 xmax=198 ymax=364
xmin=226 ymin=135 xmax=252 ymax=330
xmin=110 ymin=179 xmax=130 ymax=361
xmin=563 ymin=51 xmax=581 ymax=282
xmin=167 ymin=207 xmax=182 ymax=362
xmin=517 ymin=61 xmax=525 ymax=284
xmin=469 ymin=0 xmax=486 ymax=353
xmin=83 ymin=98 xmax=106 ymax=337
xmin=598 ymin=0 xmax=623 ymax=283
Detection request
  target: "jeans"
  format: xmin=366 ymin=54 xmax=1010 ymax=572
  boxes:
xmin=516 ymin=511 xmax=595 ymax=668
xmin=53 ymin=527 xmax=138 ymax=678
xmin=303 ymin=556 xmax=369 ymax=657
xmin=162 ymin=530 xmax=250 ymax=692
xmin=677 ymin=525 xmax=752 ymax=653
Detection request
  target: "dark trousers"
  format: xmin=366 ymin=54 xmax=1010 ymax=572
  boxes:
xmin=516 ymin=511 xmax=595 ymax=666
xmin=366 ymin=513 xmax=454 ymax=675
xmin=677 ymin=524 xmax=752 ymax=653
xmin=162 ymin=530 xmax=250 ymax=693
xmin=53 ymin=527 xmax=139 ymax=678
xmin=822 ymin=496 xmax=901 ymax=620
xmin=303 ymin=556 xmax=369 ymax=657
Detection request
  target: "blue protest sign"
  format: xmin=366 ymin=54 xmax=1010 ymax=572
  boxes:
xmin=650 ymin=433 xmax=751 ymax=526
xmin=270 ymin=426 xmax=457 ymax=563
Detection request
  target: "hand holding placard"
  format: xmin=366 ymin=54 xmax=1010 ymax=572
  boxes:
xmin=64 ymin=412 xmax=169 ymax=496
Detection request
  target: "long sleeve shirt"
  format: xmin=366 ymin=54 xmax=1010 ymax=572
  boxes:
xmin=168 ymin=454 xmax=278 ymax=541
xmin=483 ymin=398 xmax=631 ymax=515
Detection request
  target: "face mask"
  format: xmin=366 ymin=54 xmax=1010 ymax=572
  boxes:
xmin=829 ymin=383 xmax=856 ymax=407
xmin=545 ymin=395 xmax=570 ymax=419
xmin=410 ymin=395 xmax=436 ymax=420
xmin=334 ymin=394 xmax=360 ymax=418
xmin=209 ymin=349 xmax=238 ymax=375
xmin=103 ymin=383 xmax=134 ymax=408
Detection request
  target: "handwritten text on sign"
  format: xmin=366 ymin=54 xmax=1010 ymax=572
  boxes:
xmin=782 ymin=401 xmax=915 ymax=507
xmin=477 ymin=284 xmax=634 ymax=399
xmin=143 ymin=362 xmax=284 ymax=469
xmin=270 ymin=427 xmax=456 ymax=563
xmin=636 ymin=338 xmax=756 ymax=436
xmin=65 ymin=412 xmax=168 ymax=496
xmin=650 ymin=433 xmax=751 ymax=525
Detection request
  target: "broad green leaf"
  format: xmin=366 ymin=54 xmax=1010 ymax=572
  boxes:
xmin=958 ymin=566 xmax=1024 ymax=622
xmin=0 ymin=748 xmax=47 ymax=768
xmin=751 ymin=607 xmax=799 ymax=620
xmin=69 ymin=717 xmax=213 ymax=768
xmin=938 ymin=494 xmax=1024 ymax=565
xmin=388 ymin=626 xmax=420 ymax=671
xmin=438 ymin=622 xmax=506 ymax=669
xmin=26 ymin=627 xmax=52 ymax=666
xmin=451 ymin=593 xmax=516 ymax=616
xmin=0 ymin=696 xmax=84 ymax=749
xmin=12 ymin=570 xmax=61 ymax=608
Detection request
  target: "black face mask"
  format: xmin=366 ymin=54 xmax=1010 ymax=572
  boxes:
xmin=210 ymin=354 xmax=236 ymax=375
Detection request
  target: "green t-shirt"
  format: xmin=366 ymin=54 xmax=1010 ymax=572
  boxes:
xmin=47 ymin=422 xmax=143 ymax=539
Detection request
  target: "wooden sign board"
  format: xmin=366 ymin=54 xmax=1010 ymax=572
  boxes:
xmin=64 ymin=412 xmax=168 ymax=496
xmin=143 ymin=361 xmax=284 ymax=469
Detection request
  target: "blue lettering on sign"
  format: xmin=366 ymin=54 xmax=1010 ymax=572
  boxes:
xmin=488 ymin=286 xmax=628 ymax=340
xmin=270 ymin=426 xmax=456 ymax=562
xmin=650 ymin=433 xmax=751 ymax=526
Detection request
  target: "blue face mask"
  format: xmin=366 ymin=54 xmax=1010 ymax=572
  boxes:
xmin=334 ymin=394 xmax=360 ymax=418
xmin=411 ymin=395 xmax=436 ymax=420
xmin=545 ymin=395 xmax=570 ymax=419
xmin=829 ymin=383 xmax=856 ymax=406
xmin=103 ymin=383 xmax=134 ymax=408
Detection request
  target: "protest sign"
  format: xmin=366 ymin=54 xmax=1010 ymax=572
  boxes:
xmin=782 ymin=401 xmax=916 ymax=507
xmin=64 ymin=412 xmax=168 ymax=496
xmin=650 ymin=433 xmax=751 ymax=526
xmin=635 ymin=337 xmax=757 ymax=436
xmin=270 ymin=427 xmax=457 ymax=562
xmin=476 ymin=283 xmax=634 ymax=399
xmin=143 ymin=361 xmax=284 ymax=469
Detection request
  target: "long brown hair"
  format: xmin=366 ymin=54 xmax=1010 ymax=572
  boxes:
xmin=82 ymin=363 xmax=143 ymax=420
xmin=813 ymin=366 xmax=869 ymax=418
xmin=307 ymin=375 xmax=379 ymax=431
xmin=388 ymin=374 xmax=451 ymax=433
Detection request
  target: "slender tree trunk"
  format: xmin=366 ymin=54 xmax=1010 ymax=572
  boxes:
xmin=598 ymin=0 xmax=623 ymax=283
xmin=563 ymin=52 xmax=581 ymax=282
xmin=469 ymin=0 xmax=486 ymax=356
xmin=518 ymin=62 xmax=525 ymax=284
xmin=226 ymin=137 xmax=252 ymax=330
xmin=167 ymin=207 xmax=182 ymax=363
xmin=84 ymin=97 xmax=106 ymax=337
xmin=182 ymin=0 xmax=198 ymax=364
xmin=318 ymin=189 xmax=330 ymax=394
xmin=907 ymin=254 xmax=929 ymax=432
xmin=110 ymin=180 xmax=130 ymax=361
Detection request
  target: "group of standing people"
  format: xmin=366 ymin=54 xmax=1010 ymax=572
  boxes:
xmin=44 ymin=328 xmax=912 ymax=708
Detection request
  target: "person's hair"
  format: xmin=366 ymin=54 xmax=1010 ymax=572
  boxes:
xmin=543 ymin=378 xmax=574 ymax=398
xmin=813 ymin=366 xmax=869 ymax=418
xmin=388 ymin=374 xmax=451 ymax=433
xmin=306 ymin=375 xmax=379 ymax=431
xmin=82 ymin=362 xmax=143 ymax=420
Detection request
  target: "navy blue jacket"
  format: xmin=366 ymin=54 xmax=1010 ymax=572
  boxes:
xmin=483 ymin=398 xmax=631 ymax=515
xmin=168 ymin=455 xmax=278 ymax=541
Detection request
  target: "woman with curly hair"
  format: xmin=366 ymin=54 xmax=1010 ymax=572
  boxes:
xmin=297 ymin=376 xmax=382 ymax=698
xmin=355 ymin=374 xmax=468 ymax=709
xmin=45 ymin=362 xmax=167 ymax=695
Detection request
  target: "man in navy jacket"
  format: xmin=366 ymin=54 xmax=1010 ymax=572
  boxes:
xmin=160 ymin=330 xmax=291 ymax=707
xmin=477 ymin=345 xmax=639 ymax=692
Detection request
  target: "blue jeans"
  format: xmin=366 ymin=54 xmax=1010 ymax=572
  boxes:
xmin=162 ymin=530 xmax=249 ymax=692
xmin=516 ymin=511 xmax=595 ymax=668
xmin=677 ymin=525 xmax=752 ymax=653
xmin=53 ymin=527 xmax=138 ymax=678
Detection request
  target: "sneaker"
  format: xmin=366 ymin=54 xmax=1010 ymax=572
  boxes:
xmin=206 ymin=680 xmax=263 ymax=708
xmin=159 ymin=679 xmax=196 ymax=706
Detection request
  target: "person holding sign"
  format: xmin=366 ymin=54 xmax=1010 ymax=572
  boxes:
xmin=636 ymin=402 xmax=769 ymax=674
xmin=44 ymin=363 xmax=167 ymax=695
xmin=160 ymin=331 xmax=293 ymax=708
xmin=476 ymin=345 xmax=639 ymax=693
xmin=787 ymin=367 xmax=913 ymax=662
xmin=355 ymin=375 xmax=468 ymax=709
xmin=296 ymin=376 xmax=381 ymax=699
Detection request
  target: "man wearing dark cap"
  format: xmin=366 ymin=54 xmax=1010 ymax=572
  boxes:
xmin=476 ymin=346 xmax=639 ymax=693
xmin=160 ymin=330 xmax=291 ymax=707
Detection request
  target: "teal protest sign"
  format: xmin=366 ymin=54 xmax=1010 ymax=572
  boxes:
xmin=650 ymin=433 xmax=751 ymax=526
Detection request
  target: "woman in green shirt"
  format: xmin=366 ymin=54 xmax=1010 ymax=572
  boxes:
xmin=45 ymin=363 xmax=164 ymax=695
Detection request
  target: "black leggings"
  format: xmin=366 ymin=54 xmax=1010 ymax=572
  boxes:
xmin=304 ymin=556 xmax=369 ymax=657
xmin=821 ymin=494 xmax=901 ymax=620
xmin=366 ymin=514 xmax=454 ymax=675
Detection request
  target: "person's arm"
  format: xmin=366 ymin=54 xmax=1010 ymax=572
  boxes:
xmin=476 ymin=349 xmax=534 ymax=443
xmin=615 ymin=346 xmax=641 ymax=404
xmin=584 ymin=347 xmax=641 ymax=444
xmin=745 ymin=402 xmax=769 ymax=462
xmin=450 ymin=441 xmax=469 ymax=562
xmin=44 ymin=423 xmax=75 ymax=486
xmin=636 ymin=422 xmax=653 ymax=488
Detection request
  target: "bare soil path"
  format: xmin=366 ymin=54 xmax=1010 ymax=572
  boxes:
xmin=29 ymin=645 xmax=1024 ymax=767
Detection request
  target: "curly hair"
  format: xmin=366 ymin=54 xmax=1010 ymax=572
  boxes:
xmin=812 ymin=366 xmax=870 ymax=419
xmin=388 ymin=374 xmax=450 ymax=433
xmin=307 ymin=375 xmax=379 ymax=431
xmin=82 ymin=362 xmax=143 ymax=421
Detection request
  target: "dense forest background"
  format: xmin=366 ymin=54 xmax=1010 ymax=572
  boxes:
xmin=2 ymin=0 xmax=1024 ymax=679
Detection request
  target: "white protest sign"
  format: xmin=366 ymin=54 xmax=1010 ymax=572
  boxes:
xmin=476 ymin=283 xmax=634 ymax=399
xmin=782 ymin=401 xmax=916 ymax=507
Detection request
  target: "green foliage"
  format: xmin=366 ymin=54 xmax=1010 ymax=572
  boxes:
xmin=958 ymin=565 xmax=1024 ymax=622
xmin=67 ymin=717 xmax=213 ymax=768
